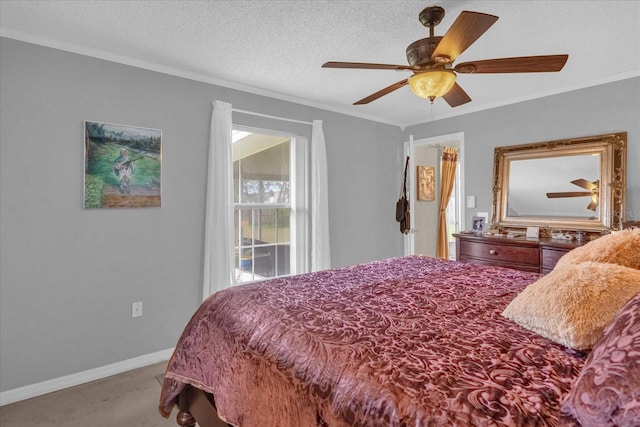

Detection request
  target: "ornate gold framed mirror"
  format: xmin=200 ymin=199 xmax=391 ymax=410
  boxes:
xmin=491 ymin=132 xmax=626 ymax=234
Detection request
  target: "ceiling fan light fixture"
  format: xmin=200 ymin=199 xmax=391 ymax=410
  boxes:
xmin=323 ymin=6 xmax=567 ymax=107
xmin=408 ymin=70 xmax=456 ymax=101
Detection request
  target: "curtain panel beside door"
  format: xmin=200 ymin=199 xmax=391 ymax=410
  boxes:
xmin=436 ymin=147 xmax=458 ymax=259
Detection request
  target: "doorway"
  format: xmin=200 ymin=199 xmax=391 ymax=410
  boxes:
xmin=404 ymin=133 xmax=464 ymax=259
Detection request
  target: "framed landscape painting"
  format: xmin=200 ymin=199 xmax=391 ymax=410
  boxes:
xmin=84 ymin=121 xmax=162 ymax=209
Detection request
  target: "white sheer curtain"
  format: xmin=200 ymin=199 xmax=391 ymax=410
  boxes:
xmin=202 ymin=100 xmax=235 ymax=300
xmin=311 ymin=120 xmax=331 ymax=271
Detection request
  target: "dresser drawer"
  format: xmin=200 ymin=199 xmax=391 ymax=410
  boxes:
xmin=459 ymin=239 xmax=539 ymax=266
xmin=541 ymin=247 xmax=571 ymax=273
xmin=454 ymin=234 xmax=584 ymax=274
xmin=459 ymin=255 xmax=541 ymax=272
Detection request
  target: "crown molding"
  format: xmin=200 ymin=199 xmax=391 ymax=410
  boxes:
xmin=0 ymin=28 xmax=402 ymax=128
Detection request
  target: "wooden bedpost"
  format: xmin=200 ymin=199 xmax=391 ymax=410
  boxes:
xmin=176 ymin=387 xmax=196 ymax=427
xmin=175 ymin=385 xmax=227 ymax=427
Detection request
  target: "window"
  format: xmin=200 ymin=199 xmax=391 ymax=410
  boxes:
xmin=232 ymin=128 xmax=308 ymax=282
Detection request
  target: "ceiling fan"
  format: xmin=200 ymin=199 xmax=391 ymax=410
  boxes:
xmin=322 ymin=5 xmax=568 ymax=107
xmin=546 ymin=179 xmax=599 ymax=211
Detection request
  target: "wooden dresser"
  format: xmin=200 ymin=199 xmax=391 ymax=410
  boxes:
xmin=454 ymin=233 xmax=588 ymax=274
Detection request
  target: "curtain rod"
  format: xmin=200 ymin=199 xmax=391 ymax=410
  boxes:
xmin=232 ymin=108 xmax=313 ymax=126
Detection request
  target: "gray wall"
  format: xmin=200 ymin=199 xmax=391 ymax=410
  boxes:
xmin=2 ymin=36 xmax=638 ymax=395
xmin=404 ymin=77 xmax=640 ymax=229
xmin=0 ymin=38 xmax=402 ymax=392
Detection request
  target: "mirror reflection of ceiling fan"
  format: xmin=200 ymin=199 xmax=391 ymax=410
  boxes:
xmin=546 ymin=179 xmax=599 ymax=211
xmin=322 ymin=5 xmax=569 ymax=107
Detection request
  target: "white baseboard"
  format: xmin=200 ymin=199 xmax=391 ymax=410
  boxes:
xmin=0 ymin=348 xmax=174 ymax=406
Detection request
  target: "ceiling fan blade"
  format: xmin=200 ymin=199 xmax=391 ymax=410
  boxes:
xmin=546 ymin=191 xmax=593 ymax=198
xmin=454 ymin=55 xmax=569 ymax=73
xmin=586 ymin=199 xmax=597 ymax=211
xmin=432 ymin=11 xmax=498 ymax=63
xmin=354 ymin=79 xmax=409 ymax=105
xmin=442 ymin=82 xmax=472 ymax=107
xmin=570 ymin=178 xmax=597 ymax=190
xmin=322 ymin=61 xmax=415 ymax=71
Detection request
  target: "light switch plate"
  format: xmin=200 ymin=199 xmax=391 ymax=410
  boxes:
xmin=132 ymin=301 xmax=143 ymax=318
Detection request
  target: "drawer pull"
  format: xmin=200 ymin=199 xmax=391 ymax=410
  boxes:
xmin=489 ymin=249 xmax=497 ymax=255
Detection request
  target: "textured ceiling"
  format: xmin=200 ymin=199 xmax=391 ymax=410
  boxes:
xmin=1 ymin=0 xmax=639 ymax=128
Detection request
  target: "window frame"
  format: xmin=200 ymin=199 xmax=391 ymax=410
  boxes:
xmin=232 ymin=125 xmax=309 ymax=281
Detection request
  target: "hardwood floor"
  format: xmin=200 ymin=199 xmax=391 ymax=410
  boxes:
xmin=0 ymin=361 xmax=227 ymax=427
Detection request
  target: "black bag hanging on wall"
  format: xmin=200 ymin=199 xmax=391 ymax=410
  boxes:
xmin=395 ymin=156 xmax=410 ymax=234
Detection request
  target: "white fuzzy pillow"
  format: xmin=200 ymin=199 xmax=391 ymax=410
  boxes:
xmin=502 ymin=261 xmax=640 ymax=350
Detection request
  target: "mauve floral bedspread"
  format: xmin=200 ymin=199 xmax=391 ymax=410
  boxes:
xmin=159 ymin=256 xmax=586 ymax=426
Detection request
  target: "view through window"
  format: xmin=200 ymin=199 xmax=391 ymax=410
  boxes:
xmin=233 ymin=130 xmax=292 ymax=282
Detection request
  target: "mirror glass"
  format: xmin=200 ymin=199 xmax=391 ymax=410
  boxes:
xmin=507 ymin=154 xmax=600 ymax=218
xmin=492 ymin=132 xmax=626 ymax=233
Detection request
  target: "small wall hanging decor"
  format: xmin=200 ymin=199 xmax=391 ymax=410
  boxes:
xmin=84 ymin=121 xmax=161 ymax=209
xmin=417 ymin=165 xmax=435 ymax=201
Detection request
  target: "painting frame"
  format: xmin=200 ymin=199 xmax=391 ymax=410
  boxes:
xmin=83 ymin=120 xmax=162 ymax=209
xmin=417 ymin=165 xmax=435 ymax=201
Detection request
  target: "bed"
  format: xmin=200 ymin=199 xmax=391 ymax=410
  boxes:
xmin=159 ymin=229 xmax=640 ymax=427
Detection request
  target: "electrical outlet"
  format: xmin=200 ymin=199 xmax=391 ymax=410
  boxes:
xmin=132 ymin=301 xmax=143 ymax=318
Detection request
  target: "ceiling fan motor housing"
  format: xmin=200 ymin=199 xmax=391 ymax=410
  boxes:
xmin=406 ymin=37 xmax=443 ymax=67
xmin=408 ymin=6 xmax=448 ymax=67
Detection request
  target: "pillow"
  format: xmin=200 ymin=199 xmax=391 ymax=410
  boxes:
xmin=502 ymin=261 xmax=640 ymax=350
xmin=555 ymin=228 xmax=640 ymax=270
xmin=559 ymin=291 xmax=640 ymax=426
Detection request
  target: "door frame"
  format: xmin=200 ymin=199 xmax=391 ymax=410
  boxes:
xmin=403 ymin=132 xmax=465 ymax=256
